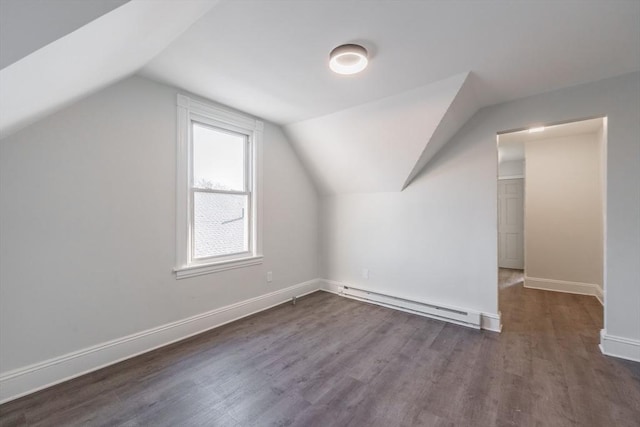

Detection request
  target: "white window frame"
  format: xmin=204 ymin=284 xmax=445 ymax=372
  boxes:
xmin=174 ymin=94 xmax=263 ymax=279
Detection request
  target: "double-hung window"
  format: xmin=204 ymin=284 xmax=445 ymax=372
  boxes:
xmin=175 ymin=95 xmax=263 ymax=279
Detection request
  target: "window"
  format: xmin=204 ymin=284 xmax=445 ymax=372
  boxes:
xmin=175 ymin=95 xmax=263 ymax=279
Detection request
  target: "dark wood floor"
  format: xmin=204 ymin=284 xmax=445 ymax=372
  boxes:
xmin=1 ymin=270 xmax=639 ymax=426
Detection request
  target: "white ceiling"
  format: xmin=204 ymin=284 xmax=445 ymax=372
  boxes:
xmin=285 ymin=73 xmax=474 ymax=194
xmin=498 ymin=117 xmax=604 ymax=163
xmin=138 ymin=0 xmax=638 ymax=194
xmin=1 ymin=0 xmax=638 ymax=194
xmin=141 ymin=0 xmax=640 ymax=125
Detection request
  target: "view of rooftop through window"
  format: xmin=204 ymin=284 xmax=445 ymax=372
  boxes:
xmin=192 ymin=123 xmax=249 ymax=259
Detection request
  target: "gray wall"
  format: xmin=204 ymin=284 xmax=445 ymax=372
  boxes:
xmin=0 ymin=0 xmax=129 ymax=69
xmin=1 ymin=71 xmax=638 ymax=375
xmin=498 ymin=160 xmax=524 ymax=177
xmin=0 ymin=76 xmax=319 ymax=372
xmin=321 ymin=72 xmax=640 ymax=342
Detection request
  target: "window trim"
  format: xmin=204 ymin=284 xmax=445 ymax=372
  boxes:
xmin=174 ymin=94 xmax=263 ymax=279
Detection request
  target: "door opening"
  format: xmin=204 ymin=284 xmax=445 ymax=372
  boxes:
xmin=496 ymin=117 xmax=606 ymax=329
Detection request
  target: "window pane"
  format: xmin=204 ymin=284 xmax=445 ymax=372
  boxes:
xmin=193 ymin=192 xmax=248 ymax=259
xmin=193 ymin=123 xmax=246 ymax=191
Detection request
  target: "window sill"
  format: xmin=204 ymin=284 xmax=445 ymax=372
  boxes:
xmin=174 ymin=255 xmax=263 ymax=279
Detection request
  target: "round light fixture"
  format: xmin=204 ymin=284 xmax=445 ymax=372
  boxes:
xmin=329 ymin=44 xmax=368 ymax=75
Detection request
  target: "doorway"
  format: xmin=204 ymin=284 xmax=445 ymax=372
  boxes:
xmin=496 ymin=117 xmax=606 ymax=324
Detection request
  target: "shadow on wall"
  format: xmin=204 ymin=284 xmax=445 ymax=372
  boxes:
xmin=410 ymin=110 xmax=486 ymax=185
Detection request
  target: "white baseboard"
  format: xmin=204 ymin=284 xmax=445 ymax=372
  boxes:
xmin=600 ymin=330 xmax=640 ymax=362
xmin=0 ymin=279 xmax=322 ymax=404
xmin=321 ymin=279 xmax=344 ymax=295
xmin=594 ymin=286 xmax=604 ymax=305
xmin=480 ymin=312 xmax=503 ymax=333
xmin=320 ymin=279 xmax=501 ymax=333
xmin=524 ymin=275 xmax=603 ymax=304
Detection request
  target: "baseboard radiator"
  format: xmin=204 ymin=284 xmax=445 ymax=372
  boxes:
xmin=341 ymin=285 xmax=481 ymax=329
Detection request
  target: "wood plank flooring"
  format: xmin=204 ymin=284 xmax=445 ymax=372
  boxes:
xmin=1 ymin=270 xmax=639 ymax=426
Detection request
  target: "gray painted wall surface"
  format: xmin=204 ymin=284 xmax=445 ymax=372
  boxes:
xmin=0 ymin=76 xmax=319 ymax=372
xmin=322 ymin=72 xmax=639 ymax=342
xmin=0 ymin=0 xmax=129 ymax=69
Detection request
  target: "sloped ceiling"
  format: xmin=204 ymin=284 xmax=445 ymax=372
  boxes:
xmin=401 ymin=73 xmax=480 ymax=191
xmin=133 ymin=0 xmax=640 ymax=194
xmin=0 ymin=0 xmax=130 ymax=69
xmin=1 ymin=0 xmax=639 ymax=194
xmin=0 ymin=0 xmax=217 ymax=138
xmin=140 ymin=1 xmax=640 ymax=126
xmin=284 ymin=73 xmax=476 ymax=194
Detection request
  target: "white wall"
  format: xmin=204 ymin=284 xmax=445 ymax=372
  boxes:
xmin=498 ymin=160 xmax=524 ymax=178
xmin=322 ymin=72 xmax=640 ymax=351
xmin=0 ymin=76 xmax=319 ymax=374
xmin=524 ymin=133 xmax=603 ymax=290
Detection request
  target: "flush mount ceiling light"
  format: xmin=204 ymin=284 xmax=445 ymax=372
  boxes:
xmin=329 ymin=44 xmax=368 ymax=75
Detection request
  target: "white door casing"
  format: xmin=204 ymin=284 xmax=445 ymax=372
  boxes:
xmin=498 ymin=178 xmax=524 ymax=269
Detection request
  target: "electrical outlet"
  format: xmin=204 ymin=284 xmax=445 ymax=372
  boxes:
xmin=362 ymin=268 xmax=369 ymax=279
xmin=267 ymin=271 xmax=273 ymax=283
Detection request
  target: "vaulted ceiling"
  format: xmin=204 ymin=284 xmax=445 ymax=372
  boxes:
xmin=1 ymin=0 xmax=639 ymax=193
xmin=0 ymin=0 xmax=130 ymax=69
xmin=284 ymin=73 xmax=479 ymax=193
xmin=0 ymin=0 xmax=218 ymax=138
